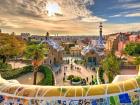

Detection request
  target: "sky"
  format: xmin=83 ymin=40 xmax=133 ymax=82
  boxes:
xmin=0 ymin=0 xmax=140 ymax=36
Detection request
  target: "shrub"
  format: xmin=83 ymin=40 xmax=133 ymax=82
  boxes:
xmin=67 ymin=75 xmax=74 ymax=80
xmin=0 ymin=62 xmax=12 ymax=71
xmin=72 ymin=76 xmax=81 ymax=82
xmin=92 ymin=78 xmax=98 ymax=85
xmin=1 ymin=65 xmax=33 ymax=79
xmin=38 ymin=65 xmax=54 ymax=86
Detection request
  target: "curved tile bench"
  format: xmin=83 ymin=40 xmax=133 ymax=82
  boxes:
xmin=0 ymin=76 xmax=140 ymax=104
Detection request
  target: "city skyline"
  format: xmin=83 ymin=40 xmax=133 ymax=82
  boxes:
xmin=0 ymin=0 xmax=140 ymax=35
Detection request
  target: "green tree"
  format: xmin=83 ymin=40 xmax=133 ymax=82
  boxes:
xmin=99 ymin=67 xmax=105 ymax=84
xmin=135 ymin=56 xmax=140 ymax=71
xmin=101 ymin=52 xmax=120 ymax=83
xmin=25 ymin=44 xmax=48 ymax=85
xmin=0 ymin=33 xmax=26 ymax=63
xmin=124 ymin=43 xmax=140 ymax=56
xmin=135 ymin=56 xmax=140 ymax=65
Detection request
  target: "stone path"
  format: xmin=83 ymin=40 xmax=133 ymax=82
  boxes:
xmin=16 ymin=72 xmax=44 ymax=85
xmin=8 ymin=61 xmax=27 ymax=69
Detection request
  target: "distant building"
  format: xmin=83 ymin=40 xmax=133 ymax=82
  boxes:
xmin=21 ymin=33 xmax=31 ymax=41
xmin=50 ymin=35 xmax=98 ymax=42
xmin=106 ymin=32 xmax=140 ymax=57
xmin=129 ymin=34 xmax=140 ymax=42
xmin=70 ymin=45 xmax=82 ymax=57
xmin=81 ymin=45 xmax=100 ymax=67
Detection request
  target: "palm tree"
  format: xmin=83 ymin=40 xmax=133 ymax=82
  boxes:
xmin=25 ymin=44 xmax=47 ymax=85
xmin=101 ymin=52 xmax=120 ymax=83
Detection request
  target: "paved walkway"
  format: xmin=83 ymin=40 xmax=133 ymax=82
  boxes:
xmin=55 ymin=57 xmax=96 ymax=86
xmin=8 ymin=61 xmax=27 ymax=69
xmin=120 ymin=69 xmax=138 ymax=75
xmin=16 ymin=72 xmax=44 ymax=85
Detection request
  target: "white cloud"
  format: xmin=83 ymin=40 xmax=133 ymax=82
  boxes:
xmin=109 ymin=14 xmax=122 ymax=17
xmin=121 ymin=3 xmax=140 ymax=9
xmin=125 ymin=13 xmax=140 ymax=17
xmin=81 ymin=16 xmax=107 ymax=22
xmin=118 ymin=0 xmax=135 ymax=3
xmin=110 ymin=3 xmax=140 ymax=10
xmin=0 ymin=0 xmax=139 ymax=35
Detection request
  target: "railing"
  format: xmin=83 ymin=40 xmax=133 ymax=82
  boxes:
xmin=0 ymin=75 xmax=140 ymax=104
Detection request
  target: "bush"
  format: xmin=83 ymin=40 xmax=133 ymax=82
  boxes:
xmin=38 ymin=65 xmax=54 ymax=86
xmin=99 ymin=67 xmax=105 ymax=84
xmin=0 ymin=62 xmax=12 ymax=71
xmin=74 ymin=60 xmax=84 ymax=65
xmin=92 ymin=78 xmax=98 ymax=85
xmin=0 ymin=64 xmax=54 ymax=86
xmin=72 ymin=76 xmax=81 ymax=82
xmin=1 ymin=65 xmax=33 ymax=79
xmin=67 ymin=75 xmax=74 ymax=80
xmin=125 ymin=42 xmax=140 ymax=56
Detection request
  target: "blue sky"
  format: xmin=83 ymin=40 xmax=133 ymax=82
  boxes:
xmin=0 ymin=0 xmax=140 ymax=35
xmin=91 ymin=0 xmax=140 ymax=23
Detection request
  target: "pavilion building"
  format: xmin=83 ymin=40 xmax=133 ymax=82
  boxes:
xmin=81 ymin=23 xmax=105 ymax=67
xmin=41 ymin=32 xmax=64 ymax=72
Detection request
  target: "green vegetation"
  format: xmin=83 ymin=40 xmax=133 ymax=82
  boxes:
xmin=38 ymin=65 xmax=54 ymax=85
xmin=124 ymin=42 xmax=140 ymax=56
xmin=135 ymin=56 xmax=140 ymax=65
xmin=101 ymin=52 xmax=121 ymax=83
xmin=72 ymin=76 xmax=81 ymax=82
xmin=0 ymin=62 xmax=12 ymax=71
xmin=67 ymin=75 xmax=74 ymax=80
xmin=99 ymin=67 xmax=105 ymax=84
xmin=0 ymin=33 xmax=26 ymax=63
xmin=135 ymin=56 xmax=140 ymax=70
xmin=1 ymin=65 xmax=33 ymax=79
xmin=92 ymin=77 xmax=98 ymax=85
xmin=0 ymin=63 xmax=54 ymax=85
xmin=74 ymin=59 xmax=85 ymax=65
xmin=25 ymin=44 xmax=48 ymax=85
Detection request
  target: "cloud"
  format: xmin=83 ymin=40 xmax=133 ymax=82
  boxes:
xmin=0 ymin=0 xmax=139 ymax=35
xmin=109 ymin=11 xmax=140 ymax=18
xmin=0 ymin=0 xmax=108 ymax=35
xmin=118 ymin=0 xmax=136 ymax=3
xmin=121 ymin=3 xmax=140 ymax=9
xmin=125 ymin=13 xmax=140 ymax=17
xmin=109 ymin=14 xmax=122 ymax=18
xmin=81 ymin=16 xmax=107 ymax=22
xmin=110 ymin=3 xmax=140 ymax=10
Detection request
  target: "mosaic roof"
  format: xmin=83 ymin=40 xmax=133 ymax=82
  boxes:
xmin=41 ymin=38 xmax=64 ymax=51
xmin=96 ymin=37 xmax=105 ymax=49
xmin=81 ymin=45 xmax=96 ymax=55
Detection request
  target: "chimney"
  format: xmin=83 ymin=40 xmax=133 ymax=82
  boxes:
xmin=46 ymin=32 xmax=49 ymax=40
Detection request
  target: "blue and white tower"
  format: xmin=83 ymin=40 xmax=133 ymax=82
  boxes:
xmin=96 ymin=22 xmax=105 ymax=52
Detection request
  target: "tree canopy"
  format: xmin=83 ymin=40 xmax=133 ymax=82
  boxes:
xmin=101 ymin=52 xmax=121 ymax=83
xmin=25 ymin=44 xmax=48 ymax=67
xmin=124 ymin=42 xmax=140 ymax=56
xmin=24 ymin=44 xmax=48 ymax=85
xmin=0 ymin=33 xmax=26 ymax=63
xmin=135 ymin=56 xmax=140 ymax=65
